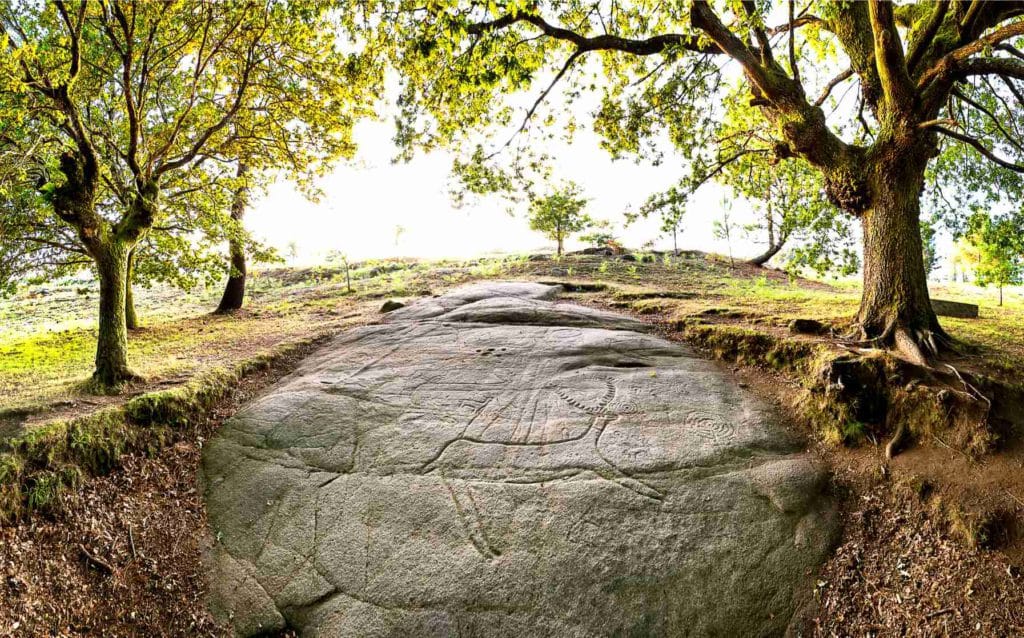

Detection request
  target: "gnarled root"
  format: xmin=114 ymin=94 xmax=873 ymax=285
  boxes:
xmin=842 ymin=319 xmax=956 ymax=367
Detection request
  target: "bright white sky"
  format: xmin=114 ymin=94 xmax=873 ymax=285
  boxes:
xmin=247 ymin=118 xmax=759 ymax=264
xmin=244 ymin=8 xmax=795 ymax=265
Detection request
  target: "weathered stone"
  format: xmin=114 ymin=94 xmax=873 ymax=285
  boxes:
xmin=202 ymin=282 xmax=837 ymax=637
xmin=379 ymin=299 xmax=405 ymax=313
xmin=932 ymin=299 xmax=979 ymax=319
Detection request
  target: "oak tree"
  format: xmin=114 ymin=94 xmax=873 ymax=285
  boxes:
xmin=0 ymin=1 xmax=373 ymax=385
xmin=381 ymin=0 xmax=1024 ymax=363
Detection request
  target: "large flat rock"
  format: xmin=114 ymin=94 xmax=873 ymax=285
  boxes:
xmin=202 ymin=282 xmax=837 ymax=637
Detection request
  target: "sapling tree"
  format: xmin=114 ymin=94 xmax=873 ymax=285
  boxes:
xmin=379 ymin=0 xmax=1024 ymax=363
xmin=0 ymin=1 xmax=375 ymax=385
xmin=579 ymin=219 xmax=622 ymax=252
xmin=631 ymin=187 xmax=688 ymax=256
xmin=527 ymin=181 xmax=593 ymax=256
xmin=713 ymin=208 xmax=738 ymax=266
xmin=961 ymin=212 xmax=1023 ymax=306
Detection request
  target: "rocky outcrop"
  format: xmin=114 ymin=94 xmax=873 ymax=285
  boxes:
xmin=202 ymin=282 xmax=837 ymax=637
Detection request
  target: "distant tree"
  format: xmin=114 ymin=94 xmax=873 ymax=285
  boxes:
xmin=920 ymin=218 xmax=940 ymax=276
xmin=961 ymin=213 xmax=1023 ymax=306
xmin=713 ymin=208 xmax=738 ymax=267
xmin=579 ymin=220 xmax=621 ymax=252
xmin=632 ymin=189 xmax=688 ymax=257
xmin=132 ymin=162 xmax=277 ymax=324
xmin=723 ymin=152 xmax=852 ymax=270
xmin=214 ymin=163 xmax=256 ymax=314
xmin=329 ymin=252 xmax=353 ymax=293
xmin=528 ymin=182 xmax=592 ymax=256
xmin=952 ymin=239 xmax=980 ymax=284
xmin=286 ymin=241 xmax=301 ymax=265
xmin=0 ymin=1 xmax=375 ymax=385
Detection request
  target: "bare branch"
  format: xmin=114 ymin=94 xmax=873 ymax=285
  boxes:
xmin=814 ymin=68 xmax=853 ymax=107
xmin=917 ymin=118 xmax=958 ymax=129
xmin=765 ymin=15 xmax=823 ymax=36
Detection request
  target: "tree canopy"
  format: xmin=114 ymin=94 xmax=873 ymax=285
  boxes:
xmin=0 ymin=0 xmax=378 ymax=384
xmin=378 ymin=0 xmax=1024 ymax=363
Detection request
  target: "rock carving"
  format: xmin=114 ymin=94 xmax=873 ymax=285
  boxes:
xmin=202 ymin=281 xmax=837 ymax=637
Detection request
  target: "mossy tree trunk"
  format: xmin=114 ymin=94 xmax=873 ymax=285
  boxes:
xmin=216 ymin=163 xmax=250 ymax=314
xmin=53 ymin=150 xmax=157 ymax=387
xmin=852 ymin=153 xmax=946 ymax=364
xmin=748 ymin=201 xmax=785 ymax=267
xmin=125 ymin=247 xmax=139 ymax=330
xmin=94 ymin=239 xmax=137 ymax=385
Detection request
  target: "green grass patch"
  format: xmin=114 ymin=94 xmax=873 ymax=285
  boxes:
xmin=0 ymin=335 xmax=324 ymax=523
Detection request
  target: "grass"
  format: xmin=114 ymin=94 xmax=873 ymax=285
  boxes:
xmin=7 ymin=251 xmax=1024 ymax=419
xmin=0 ymin=334 xmax=331 ymax=522
xmin=0 ymin=263 xmax=416 ymax=414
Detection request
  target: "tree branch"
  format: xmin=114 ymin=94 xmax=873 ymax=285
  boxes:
xmin=934 ymin=125 xmax=1024 ymax=172
xmin=814 ymin=68 xmax=854 ymax=106
xmin=766 ymin=15 xmax=823 ymax=36
xmin=867 ymin=0 xmax=916 ymax=112
xmin=906 ymin=1 xmax=948 ymax=75
xmin=960 ymin=57 xmax=1024 ymax=82
xmin=788 ymin=0 xmax=800 ymax=85
xmin=486 ymin=50 xmax=584 ymax=160
xmin=53 ymin=1 xmax=86 ymax=83
xmin=466 ymin=10 xmax=722 ymax=56
xmin=155 ymin=17 xmax=267 ymax=176
xmin=951 ymin=87 xmax=1024 ymax=152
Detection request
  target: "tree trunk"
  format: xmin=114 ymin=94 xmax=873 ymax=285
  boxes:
xmin=748 ymin=241 xmax=784 ymax=267
xmin=556 ymin=236 xmax=564 ymax=257
xmin=999 ymin=285 xmax=1004 ymax=307
xmin=94 ymin=240 xmax=138 ymax=386
xmin=749 ymin=201 xmax=783 ymax=266
xmin=216 ymin=164 xmax=250 ymax=314
xmin=125 ymin=248 xmax=139 ymax=330
xmin=855 ymin=167 xmax=946 ymax=364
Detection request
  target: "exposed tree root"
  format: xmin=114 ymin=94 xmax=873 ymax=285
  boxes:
xmin=885 ymin=421 xmax=907 ymax=460
xmin=87 ymin=368 xmax=145 ymax=394
xmin=944 ymin=364 xmax=992 ymax=409
xmin=841 ymin=319 xmax=957 ymax=367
